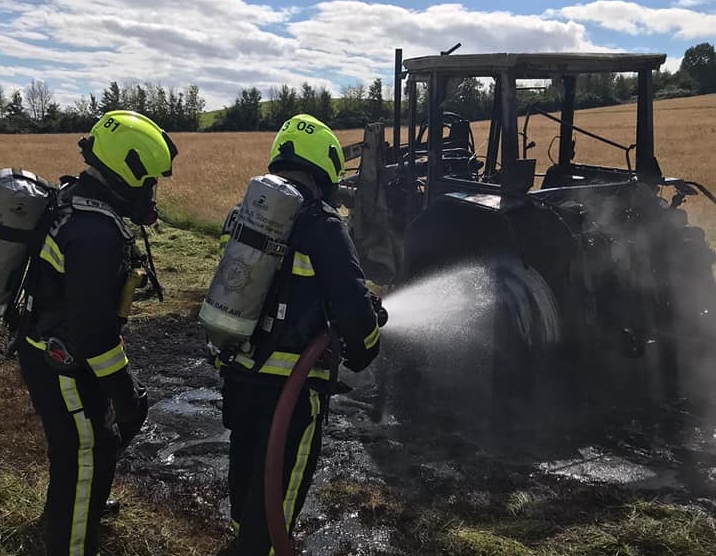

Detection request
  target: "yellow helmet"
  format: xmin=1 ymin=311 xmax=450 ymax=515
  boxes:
xmin=81 ymin=110 xmax=178 ymax=189
xmin=268 ymin=114 xmax=345 ymax=188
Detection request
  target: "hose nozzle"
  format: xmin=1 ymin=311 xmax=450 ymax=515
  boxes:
xmin=371 ymin=294 xmax=388 ymax=327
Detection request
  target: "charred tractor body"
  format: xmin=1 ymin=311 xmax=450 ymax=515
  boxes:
xmin=339 ymin=49 xmax=716 ymax=428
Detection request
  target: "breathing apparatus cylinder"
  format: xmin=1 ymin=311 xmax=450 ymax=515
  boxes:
xmin=0 ymin=169 xmax=55 ymax=317
xmin=117 ymin=268 xmax=147 ymax=320
xmin=199 ymin=174 xmax=304 ymax=355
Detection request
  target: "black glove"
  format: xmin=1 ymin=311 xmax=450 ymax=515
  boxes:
xmin=116 ymin=382 xmax=148 ymax=454
xmin=343 ymin=343 xmax=378 ymax=372
xmin=102 ymin=369 xmax=148 ymax=447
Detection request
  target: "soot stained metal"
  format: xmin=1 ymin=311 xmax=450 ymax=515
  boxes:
xmin=338 ymin=47 xmax=716 ymax=426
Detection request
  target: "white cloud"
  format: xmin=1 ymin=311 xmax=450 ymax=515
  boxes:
xmin=0 ymin=1 xmax=692 ymax=110
xmin=663 ymin=55 xmax=683 ymax=73
xmin=672 ymin=0 xmax=712 ymax=7
xmin=548 ymin=1 xmax=716 ymax=39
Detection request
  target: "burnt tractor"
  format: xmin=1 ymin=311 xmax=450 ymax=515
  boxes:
xmin=337 ymin=48 xmax=716 ymax=430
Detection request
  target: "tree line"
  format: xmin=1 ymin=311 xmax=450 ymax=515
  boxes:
xmin=0 ymin=42 xmax=714 ymax=134
xmin=0 ymin=81 xmax=206 ymax=134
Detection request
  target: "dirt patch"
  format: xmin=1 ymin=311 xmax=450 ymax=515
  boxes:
xmin=114 ymin=314 xmax=716 ymax=554
xmin=5 ymin=313 xmax=716 ymax=555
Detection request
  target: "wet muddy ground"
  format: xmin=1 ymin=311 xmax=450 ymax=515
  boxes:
xmin=118 ymin=313 xmax=716 ymax=555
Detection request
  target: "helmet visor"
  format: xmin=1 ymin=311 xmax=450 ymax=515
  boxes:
xmin=161 ymin=131 xmax=178 ymax=177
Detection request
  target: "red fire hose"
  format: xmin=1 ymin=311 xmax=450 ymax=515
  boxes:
xmin=265 ymin=331 xmax=330 ymax=556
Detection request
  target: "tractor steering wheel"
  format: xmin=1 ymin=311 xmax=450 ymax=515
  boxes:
xmin=415 ymin=111 xmax=476 ymax=156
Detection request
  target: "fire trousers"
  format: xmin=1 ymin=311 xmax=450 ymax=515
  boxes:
xmin=18 ymin=342 xmax=138 ymax=556
xmin=221 ymin=373 xmax=324 ymax=556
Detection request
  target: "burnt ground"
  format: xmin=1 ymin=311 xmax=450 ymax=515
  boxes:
xmin=117 ymin=313 xmax=716 ymax=555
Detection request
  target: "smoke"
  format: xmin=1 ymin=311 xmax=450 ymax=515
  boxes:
xmin=562 ymin=183 xmax=716 ymax=427
xmin=371 ymin=259 xmax=563 ymax=435
xmin=371 ymin=264 xmax=499 ymax=432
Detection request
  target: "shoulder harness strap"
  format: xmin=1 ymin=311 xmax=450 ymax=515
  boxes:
xmin=69 ymin=196 xmax=134 ymax=240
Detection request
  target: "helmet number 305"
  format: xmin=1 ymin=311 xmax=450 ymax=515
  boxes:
xmin=282 ymin=120 xmax=314 ymax=134
xmin=103 ymin=117 xmax=121 ymax=132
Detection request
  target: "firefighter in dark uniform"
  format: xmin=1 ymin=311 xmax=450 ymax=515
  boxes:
xmin=17 ymin=110 xmax=178 ymax=556
xmin=218 ymin=113 xmax=381 ymax=554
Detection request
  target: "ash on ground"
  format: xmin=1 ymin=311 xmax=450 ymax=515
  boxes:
xmin=120 ymin=314 xmax=716 ymax=555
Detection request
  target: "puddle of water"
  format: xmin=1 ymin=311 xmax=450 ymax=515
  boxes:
xmin=296 ymin=517 xmax=399 ymax=556
xmin=538 ymin=446 xmax=682 ymax=489
xmin=157 ymin=432 xmax=230 ymax=464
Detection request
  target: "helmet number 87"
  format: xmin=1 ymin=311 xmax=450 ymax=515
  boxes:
xmin=103 ymin=117 xmax=121 ymax=132
xmin=282 ymin=120 xmax=314 ymax=134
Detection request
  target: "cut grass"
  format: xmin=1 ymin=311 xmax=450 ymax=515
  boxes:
xmin=1 ymin=96 xmax=715 ymax=553
xmin=128 ymin=220 xmax=221 ymax=319
xmin=315 ymin=476 xmax=716 ymax=556
xmin=0 ymin=463 xmax=228 ymax=556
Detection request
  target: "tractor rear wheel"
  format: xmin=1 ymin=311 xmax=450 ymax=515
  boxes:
xmin=486 ymin=255 xmax=563 ymax=436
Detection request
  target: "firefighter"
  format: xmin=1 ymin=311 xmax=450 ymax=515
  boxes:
xmin=17 ymin=110 xmax=178 ymax=556
xmin=218 ymin=113 xmax=381 ymax=554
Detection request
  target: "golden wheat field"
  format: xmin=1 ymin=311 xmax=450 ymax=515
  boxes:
xmin=1 ymin=94 xmax=715 ymax=235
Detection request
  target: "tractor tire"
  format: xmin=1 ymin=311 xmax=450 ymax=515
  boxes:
xmin=369 ymin=257 xmax=562 ymax=442
xmin=486 ymin=255 xmax=563 ymax=436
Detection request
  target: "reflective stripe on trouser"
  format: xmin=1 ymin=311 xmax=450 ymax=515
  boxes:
xmin=17 ymin=342 xmax=120 ymax=556
xmin=222 ymin=378 xmax=323 ymax=556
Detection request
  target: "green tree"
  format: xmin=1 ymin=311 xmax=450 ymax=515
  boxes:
xmin=680 ymin=42 xmax=716 ymax=94
xmin=336 ymin=83 xmax=366 ymax=127
xmin=267 ymin=84 xmax=298 ymax=129
xmin=5 ymin=89 xmax=25 ymax=118
xmin=39 ymin=101 xmax=63 ymax=132
xmin=367 ymin=78 xmax=384 ymax=121
xmin=124 ymin=84 xmax=148 ymax=114
xmin=148 ymin=85 xmax=169 ymax=128
xmin=213 ymin=87 xmax=262 ymax=131
xmin=315 ymin=87 xmax=333 ymax=124
xmin=614 ymin=74 xmax=635 ymax=101
xmin=3 ymin=89 xmax=30 ymax=132
xmin=183 ymin=84 xmax=206 ymax=131
xmin=100 ymin=81 xmax=122 ymax=112
xmin=299 ymin=82 xmax=317 ymax=116
xmin=239 ymin=87 xmax=262 ymax=130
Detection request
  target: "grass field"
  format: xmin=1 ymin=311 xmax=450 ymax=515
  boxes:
xmin=1 ymin=93 xmax=714 ymax=241
xmin=1 ymin=94 xmax=716 ymax=555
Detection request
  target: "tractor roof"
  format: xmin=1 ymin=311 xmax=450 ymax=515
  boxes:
xmin=403 ymin=52 xmax=666 ymax=79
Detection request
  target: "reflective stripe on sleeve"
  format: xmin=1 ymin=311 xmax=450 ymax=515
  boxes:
xmin=292 ymin=252 xmax=315 ymax=277
xmin=364 ymin=323 xmax=380 ymax=349
xmin=86 ymin=342 xmax=128 ymax=377
xmin=40 ymin=235 xmax=65 ymax=273
xmin=25 ymin=336 xmax=47 ymax=350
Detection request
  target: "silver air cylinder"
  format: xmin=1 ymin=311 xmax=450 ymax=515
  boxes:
xmin=0 ymin=169 xmax=53 ymax=317
xmin=199 ymin=174 xmax=303 ymax=352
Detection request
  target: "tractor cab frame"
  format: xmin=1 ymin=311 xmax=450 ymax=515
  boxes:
xmin=340 ymin=48 xmax=716 ymax=417
xmin=398 ymin=51 xmax=666 ymax=212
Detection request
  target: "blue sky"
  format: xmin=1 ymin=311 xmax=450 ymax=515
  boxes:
xmin=0 ymin=0 xmax=715 ymax=111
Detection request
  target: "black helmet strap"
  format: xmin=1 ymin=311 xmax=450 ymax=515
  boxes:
xmin=79 ymin=136 xmax=158 ymax=225
xmin=270 ymin=141 xmax=334 ymax=196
